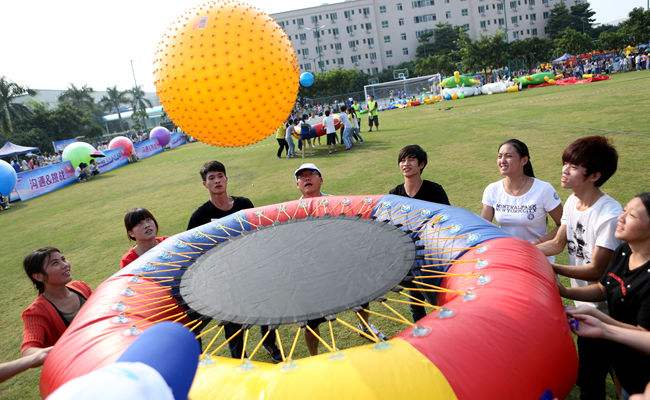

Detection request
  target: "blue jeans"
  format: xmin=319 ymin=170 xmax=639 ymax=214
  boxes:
xmin=343 ymin=127 xmax=353 ymax=149
xmin=286 ymin=137 xmax=295 ymax=157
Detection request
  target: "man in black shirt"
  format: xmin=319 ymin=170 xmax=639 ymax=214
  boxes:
xmin=187 ymin=161 xmax=281 ymax=362
xmin=388 ymin=145 xmax=450 ymax=322
xmin=388 ymin=145 xmax=450 ymax=205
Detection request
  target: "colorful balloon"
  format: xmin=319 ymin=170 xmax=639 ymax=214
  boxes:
xmin=299 ymin=72 xmax=315 ymax=88
xmin=0 ymin=160 xmax=18 ymax=196
xmin=62 ymin=142 xmax=96 ymax=169
xmin=108 ymin=136 xmax=134 ymax=157
xmin=153 ymin=1 xmax=299 ymax=147
xmin=149 ymin=127 xmax=171 ymax=147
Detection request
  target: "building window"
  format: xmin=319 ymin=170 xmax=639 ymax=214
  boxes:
xmin=402 ymin=47 xmax=409 ymax=55
xmin=415 ymin=29 xmax=434 ymax=38
xmin=368 ymin=37 xmax=375 ymax=46
xmin=532 ymin=28 xmax=538 ymax=35
xmin=530 ymin=13 xmax=536 ymax=21
xmin=386 ymin=50 xmax=393 ymax=57
xmin=396 ymin=3 xmax=403 ymax=10
xmin=498 ymin=18 xmax=505 ymax=25
xmin=511 ymin=16 xmax=517 ymax=24
xmin=462 ymin=23 xmax=469 ymax=31
xmin=411 ymin=0 xmax=435 ymax=8
xmin=461 ymin=8 xmax=468 ymax=16
xmin=414 ymin=14 xmax=436 ymax=23
xmin=445 ymin=11 xmax=451 ymax=19
xmin=384 ymin=35 xmax=391 ymax=43
xmin=381 ymin=20 xmax=389 ymax=28
xmin=543 ymin=11 xmax=549 ymax=19
xmin=480 ymin=20 xmax=487 ymax=29
xmin=304 ymin=63 xmax=311 ymax=70
xmin=344 ymin=10 xmax=352 ymax=19
xmin=399 ymin=18 xmax=405 ymax=26
xmin=333 ymin=27 xmax=340 ymax=36
xmin=362 ymin=7 xmax=370 ymax=16
xmin=379 ymin=5 xmax=386 ymax=13
xmin=401 ymin=32 xmax=407 ymax=40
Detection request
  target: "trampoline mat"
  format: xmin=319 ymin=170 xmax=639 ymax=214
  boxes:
xmin=179 ymin=216 xmax=417 ymax=325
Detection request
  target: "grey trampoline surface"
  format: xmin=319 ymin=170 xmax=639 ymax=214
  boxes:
xmin=180 ymin=217 xmax=417 ymax=325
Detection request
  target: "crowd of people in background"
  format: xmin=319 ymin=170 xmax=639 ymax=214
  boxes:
xmin=276 ymin=96 xmax=379 ymax=159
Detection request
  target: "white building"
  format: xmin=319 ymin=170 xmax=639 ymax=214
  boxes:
xmin=271 ymin=0 xmax=582 ymax=74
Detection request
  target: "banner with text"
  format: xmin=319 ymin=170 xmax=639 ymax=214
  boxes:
xmin=134 ymin=139 xmax=163 ymax=159
xmin=169 ymin=132 xmax=187 ymax=149
xmin=52 ymin=138 xmax=77 ymax=153
xmin=97 ymin=148 xmax=129 ymax=173
xmin=14 ymin=161 xmax=77 ymax=201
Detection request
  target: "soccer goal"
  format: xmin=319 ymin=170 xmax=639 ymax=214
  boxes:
xmin=363 ymin=73 xmax=441 ymax=107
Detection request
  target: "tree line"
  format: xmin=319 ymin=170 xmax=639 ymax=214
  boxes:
xmin=0 ymin=80 xmax=152 ymax=152
xmin=300 ymin=3 xmax=650 ymax=99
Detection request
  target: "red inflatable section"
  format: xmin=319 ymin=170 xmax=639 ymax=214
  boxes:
xmin=243 ymin=195 xmax=381 ymax=227
xmin=40 ymin=275 xmax=187 ymax=398
xmin=399 ymin=237 xmax=578 ymax=399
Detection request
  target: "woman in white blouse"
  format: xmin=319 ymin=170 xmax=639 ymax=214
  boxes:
xmin=481 ymin=139 xmax=563 ymax=245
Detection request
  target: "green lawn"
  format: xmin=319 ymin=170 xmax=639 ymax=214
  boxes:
xmin=1 ymin=70 xmax=649 ymax=399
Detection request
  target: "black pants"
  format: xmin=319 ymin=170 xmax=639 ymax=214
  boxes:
xmin=276 ymin=139 xmax=288 ymax=158
xmin=368 ymin=115 xmax=379 ymax=129
xmin=224 ymin=323 xmax=279 ymax=358
xmin=576 ymin=336 xmax=610 ymax=400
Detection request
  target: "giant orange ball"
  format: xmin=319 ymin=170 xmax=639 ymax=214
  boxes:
xmin=153 ymin=1 xmax=299 ymax=147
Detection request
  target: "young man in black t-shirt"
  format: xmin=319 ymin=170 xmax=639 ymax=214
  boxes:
xmin=187 ymin=161 xmax=281 ymax=362
xmin=388 ymin=145 xmax=450 ymax=205
xmin=388 ymin=145 xmax=450 ymax=322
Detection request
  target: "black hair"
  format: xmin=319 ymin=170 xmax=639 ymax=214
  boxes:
xmin=286 ymin=118 xmax=293 ymax=127
xmin=123 ymin=208 xmax=159 ymax=241
xmin=200 ymin=161 xmax=227 ymax=181
xmin=637 ymin=192 xmax=650 ymax=218
xmin=340 ymin=105 xmax=347 ymax=112
xmin=325 ymin=109 xmax=331 ymax=116
xmin=499 ymin=139 xmax=535 ymax=178
xmin=398 ymin=145 xmax=428 ymax=173
xmin=24 ymin=247 xmax=60 ymax=294
xmin=562 ymin=136 xmax=617 ymax=187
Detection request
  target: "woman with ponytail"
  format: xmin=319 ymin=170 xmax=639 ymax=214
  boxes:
xmin=481 ymin=139 xmax=563 ymax=245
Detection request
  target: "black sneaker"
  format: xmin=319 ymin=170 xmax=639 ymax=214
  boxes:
xmin=265 ymin=346 xmax=283 ymax=363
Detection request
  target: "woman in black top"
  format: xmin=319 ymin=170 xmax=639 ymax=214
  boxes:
xmin=561 ymin=192 xmax=650 ymax=397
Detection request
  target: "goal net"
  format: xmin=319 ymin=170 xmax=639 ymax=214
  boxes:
xmin=363 ymin=74 xmax=441 ymax=108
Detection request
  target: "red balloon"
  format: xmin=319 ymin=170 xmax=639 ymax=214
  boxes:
xmin=108 ymin=136 xmax=134 ymax=157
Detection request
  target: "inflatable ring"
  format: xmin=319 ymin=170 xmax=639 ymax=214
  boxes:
xmin=42 ymin=195 xmax=577 ymax=399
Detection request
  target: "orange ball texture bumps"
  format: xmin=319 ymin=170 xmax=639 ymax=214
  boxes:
xmin=154 ymin=1 xmax=299 ymax=147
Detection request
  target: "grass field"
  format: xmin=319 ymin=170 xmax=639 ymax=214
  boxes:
xmin=1 ymin=70 xmax=649 ymax=399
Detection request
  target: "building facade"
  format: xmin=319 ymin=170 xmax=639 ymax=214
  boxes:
xmin=271 ymin=0 xmax=582 ymax=74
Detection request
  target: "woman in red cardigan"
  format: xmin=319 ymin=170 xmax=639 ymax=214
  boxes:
xmin=21 ymin=247 xmax=92 ymax=356
xmin=119 ymin=208 xmax=168 ymax=269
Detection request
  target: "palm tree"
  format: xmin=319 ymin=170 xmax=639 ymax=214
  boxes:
xmin=58 ymin=84 xmax=96 ymax=113
xmin=0 ymin=76 xmax=35 ymax=135
xmin=99 ymin=86 xmax=130 ymax=131
xmin=129 ymin=85 xmax=152 ymax=130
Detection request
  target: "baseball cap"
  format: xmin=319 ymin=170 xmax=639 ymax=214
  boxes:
xmin=47 ymin=322 xmax=200 ymax=400
xmin=294 ymin=163 xmax=321 ymax=179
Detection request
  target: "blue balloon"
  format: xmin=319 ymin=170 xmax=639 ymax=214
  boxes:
xmin=299 ymin=72 xmax=315 ymax=88
xmin=0 ymin=160 xmax=18 ymax=196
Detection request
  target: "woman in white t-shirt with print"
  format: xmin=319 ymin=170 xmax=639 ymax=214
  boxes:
xmin=481 ymin=139 xmax=563 ymax=246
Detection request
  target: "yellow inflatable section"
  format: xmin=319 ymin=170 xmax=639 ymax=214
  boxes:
xmin=190 ymin=338 xmax=457 ymax=399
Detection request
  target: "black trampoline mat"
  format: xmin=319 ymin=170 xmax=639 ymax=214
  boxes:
xmin=179 ymin=217 xmax=416 ymax=325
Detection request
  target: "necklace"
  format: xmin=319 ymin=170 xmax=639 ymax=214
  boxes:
xmin=506 ymin=176 xmax=531 ymax=196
